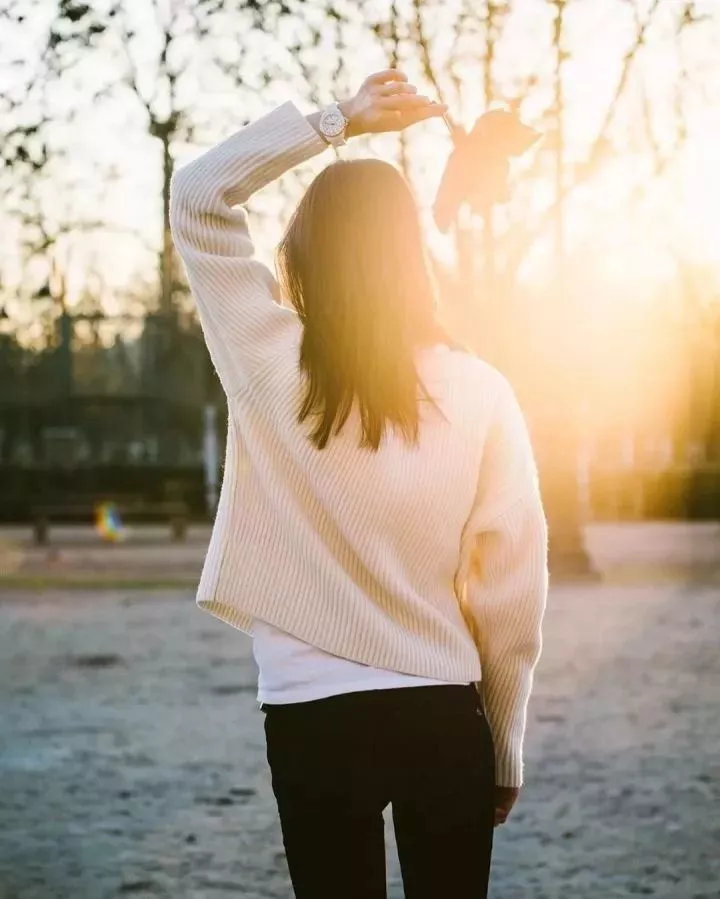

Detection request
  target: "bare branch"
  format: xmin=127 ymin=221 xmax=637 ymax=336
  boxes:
xmin=117 ymin=10 xmax=153 ymax=116
xmin=412 ymin=0 xmax=450 ymax=109
xmin=639 ymin=74 xmax=663 ymax=170
xmin=483 ymin=1 xmax=506 ymax=109
xmin=389 ymin=1 xmax=410 ymax=177
xmin=503 ymin=0 xmax=664 ymax=278
xmin=585 ymin=0 xmax=661 ymax=169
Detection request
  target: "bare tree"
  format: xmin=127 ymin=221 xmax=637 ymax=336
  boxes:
xmin=0 ymin=0 xmax=112 ymax=328
xmin=93 ymin=1 xmax=287 ymax=315
xmin=100 ymin=0 xmax=356 ymax=315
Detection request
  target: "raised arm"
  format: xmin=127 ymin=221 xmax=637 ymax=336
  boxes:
xmin=170 ymin=103 xmax=327 ymax=397
xmin=462 ymin=378 xmax=549 ymax=790
xmin=170 ymin=73 xmax=445 ymax=398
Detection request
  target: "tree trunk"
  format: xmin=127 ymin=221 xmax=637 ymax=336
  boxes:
xmin=482 ymin=2 xmax=498 ymax=298
xmin=538 ymin=0 xmax=596 ymax=578
xmin=160 ymin=130 xmax=174 ymax=317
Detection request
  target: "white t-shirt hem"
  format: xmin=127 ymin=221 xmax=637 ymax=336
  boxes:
xmin=257 ymin=674 xmax=464 ymax=706
xmin=253 ymin=619 xmax=467 ymax=706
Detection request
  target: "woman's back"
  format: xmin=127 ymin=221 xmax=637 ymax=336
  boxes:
xmin=255 ymin=341 xmax=496 ymax=599
xmin=195 ymin=325 xmax=522 ymax=682
xmin=251 ymin=341 xmax=525 ymax=702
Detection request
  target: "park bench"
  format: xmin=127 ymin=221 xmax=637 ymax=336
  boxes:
xmin=31 ymin=498 xmax=189 ymax=546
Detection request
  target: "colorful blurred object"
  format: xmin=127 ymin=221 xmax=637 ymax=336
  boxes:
xmin=434 ymin=108 xmax=542 ymax=232
xmin=95 ymin=502 xmax=126 ymax=543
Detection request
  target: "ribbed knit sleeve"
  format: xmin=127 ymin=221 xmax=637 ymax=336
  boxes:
xmin=463 ymin=378 xmax=549 ymax=787
xmin=169 ymin=102 xmax=327 ymax=396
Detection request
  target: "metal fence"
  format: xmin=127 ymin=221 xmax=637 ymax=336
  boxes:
xmin=1 ymin=312 xmax=719 ymax=522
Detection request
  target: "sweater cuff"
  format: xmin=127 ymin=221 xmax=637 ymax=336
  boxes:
xmin=224 ymin=102 xmax=329 ymax=206
xmin=494 ymin=740 xmax=524 ymax=788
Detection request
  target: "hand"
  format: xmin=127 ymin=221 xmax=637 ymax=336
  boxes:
xmin=494 ymin=786 xmax=520 ymax=826
xmin=340 ymin=70 xmax=446 ymax=138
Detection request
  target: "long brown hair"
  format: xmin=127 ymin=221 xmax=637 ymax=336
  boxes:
xmin=277 ymin=158 xmax=446 ymax=451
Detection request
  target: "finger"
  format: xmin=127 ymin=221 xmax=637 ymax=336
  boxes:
xmin=407 ymin=103 xmax=447 ymax=119
xmin=377 ymin=81 xmax=418 ymax=96
xmin=398 ymin=104 xmax=447 ymax=128
xmin=365 ymin=69 xmax=407 ymax=86
xmin=379 ymin=93 xmax=434 ymax=110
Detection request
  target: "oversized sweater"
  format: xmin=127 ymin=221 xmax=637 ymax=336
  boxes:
xmin=169 ymin=102 xmax=549 ymax=787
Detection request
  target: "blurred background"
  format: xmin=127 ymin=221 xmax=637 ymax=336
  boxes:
xmin=1 ymin=2 xmax=719 ymax=898
xmin=2 ymin=0 xmax=720 ymax=559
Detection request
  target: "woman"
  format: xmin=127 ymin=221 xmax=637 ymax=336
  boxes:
xmin=170 ymin=70 xmax=548 ymax=899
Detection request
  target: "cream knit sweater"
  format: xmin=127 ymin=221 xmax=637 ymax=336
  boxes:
xmin=170 ymin=102 xmax=548 ymax=787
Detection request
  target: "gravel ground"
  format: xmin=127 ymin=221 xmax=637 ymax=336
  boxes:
xmin=1 ymin=528 xmax=719 ymax=898
xmin=2 ymin=521 xmax=720 ymax=584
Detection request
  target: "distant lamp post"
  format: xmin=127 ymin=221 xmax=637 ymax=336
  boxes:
xmin=202 ymin=404 xmax=219 ymax=517
xmin=0 ymin=306 xmax=13 ymax=339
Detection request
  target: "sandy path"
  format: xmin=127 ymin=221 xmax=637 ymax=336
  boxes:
xmin=1 ymin=532 xmax=719 ymax=897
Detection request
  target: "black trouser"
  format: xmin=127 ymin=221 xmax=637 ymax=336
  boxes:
xmin=263 ymin=684 xmax=496 ymax=899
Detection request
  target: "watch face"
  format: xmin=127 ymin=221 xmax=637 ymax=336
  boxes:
xmin=322 ymin=111 xmax=345 ymax=137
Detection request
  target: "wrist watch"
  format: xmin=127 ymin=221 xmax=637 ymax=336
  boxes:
xmin=318 ymin=102 xmax=349 ymax=147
